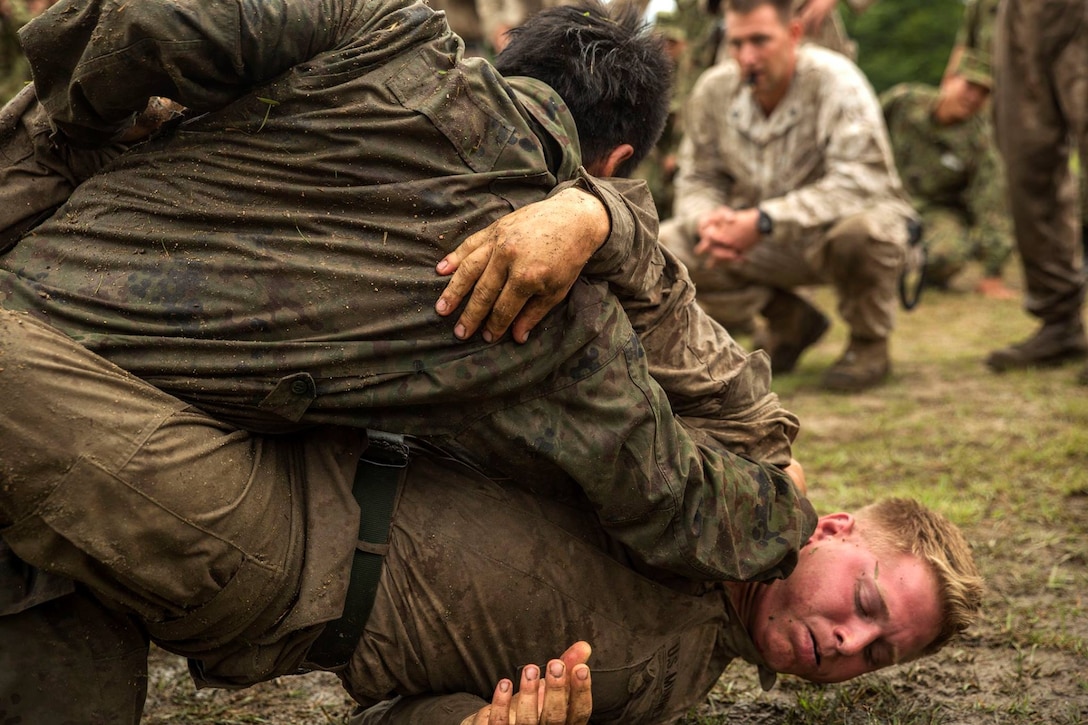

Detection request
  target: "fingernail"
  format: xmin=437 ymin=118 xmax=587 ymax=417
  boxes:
xmin=436 ymin=259 xmax=449 ymax=273
xmin=575 ymin=666 xmax=589 ymax=681
xmin=499 ymin=680 xmax=511 ymax=693
xmin=524 ymin=665 xmax=539 ymax=681
xmin=549 ymin=661 xmax=564 ymax=678
xmin=482 ymin=330 xmax=493 ymax=343
xmin=454 ymin=324 xmax=466 ymax=339
xmin=436 ymin=298 xmax=448 ymax=313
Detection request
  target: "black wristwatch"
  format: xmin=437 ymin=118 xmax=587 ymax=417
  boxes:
xmin=757 ymin=208 xmax=774 ymax=236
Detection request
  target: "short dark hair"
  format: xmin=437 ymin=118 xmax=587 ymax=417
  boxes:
xmin=725 ymin=0 xmax=792 ymax=23
xmin=495 ymin=0 xmax=671 ymax=177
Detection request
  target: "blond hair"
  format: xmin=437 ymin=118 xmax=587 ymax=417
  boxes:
xmin=855 ymin=498 xmax=984 ymax=656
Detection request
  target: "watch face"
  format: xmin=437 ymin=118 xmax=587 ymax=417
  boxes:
xmin=758 ymin=211 xmax=773 ymax=235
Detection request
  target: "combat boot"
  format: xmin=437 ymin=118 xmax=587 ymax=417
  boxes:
xmin=985 ymin=319 xmax=1088 ymax=372
xmin=756 ymin=290 xmax=830 ymax=374
xmin=820 ymin=337 xmax=890 ymax=392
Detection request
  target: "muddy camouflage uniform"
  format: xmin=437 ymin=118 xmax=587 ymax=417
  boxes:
xmin=0 ymin=0 xmax=814 ymax=719
xmin=1 ymin=0 xmax=812 ymax=581
xmin=660 ymin=45 xmax=915 ymax=340
xmin=0 ymin=308 xmax=779 ymax=724
xmin=881 ymin=82 xmax=1012 ymax=286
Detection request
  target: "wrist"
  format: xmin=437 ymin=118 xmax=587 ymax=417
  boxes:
xmin=558 ymin=186 xmax=611 ymax=253
xmin=756 ymin=208 xmax=774 ymax=236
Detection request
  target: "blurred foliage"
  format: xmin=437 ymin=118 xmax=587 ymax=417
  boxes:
xmin=845 ymin=0 xmax=968 ymax=93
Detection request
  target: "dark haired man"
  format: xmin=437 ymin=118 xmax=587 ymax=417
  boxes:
xmin=661 ymin=0 xmax=916 ymax=392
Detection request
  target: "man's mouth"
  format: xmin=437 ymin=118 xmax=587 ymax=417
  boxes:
xmin=809 ymin=628 xmax=821 ymax=667
xmin=746 ymin=70 xmax=759 ymax=86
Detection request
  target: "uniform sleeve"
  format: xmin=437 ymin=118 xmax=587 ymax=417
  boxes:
xmin=556 ymin=174 xmax=798 ymax=465
xmin=759 ymin=63 xmax=909 ymax=235
xmin=17 ymin=0 xmax=378 ymax=146
xmin=0 ymin=85 xmax=128 ymax=251
xmin=352 ymin=694 xmax=486 ymax=724
xmin=594 ymin=180 xmax=799 ymax=466
xmin=562 ymin=172 xmax=664 ymax=299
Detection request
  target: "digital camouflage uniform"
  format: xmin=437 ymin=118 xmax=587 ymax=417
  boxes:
xmin=0 ymin=0 xmax=815 ymax=719
xmin=0 ymin=309 xmax=779 ymax=725
xmin=955 ymin=0 xmax=998 ymax=78
xmin=993 ymin=0 xmax=1087 ymax=327
xmin=881 ymin=82 xmax=1013 ymax=286
xmin=660 ymin=45 xmax=915 ymax=342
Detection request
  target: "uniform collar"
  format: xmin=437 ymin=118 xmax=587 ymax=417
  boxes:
xmin=506 ymin=76 xmax=582 ymax=182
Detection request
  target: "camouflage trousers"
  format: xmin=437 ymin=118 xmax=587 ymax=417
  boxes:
xmin=994 ymin=0 xmax=1088 ymax=323
xmin=0 ymin=308 xmax=366 ymax=720
xmin=660 ymin=211 xmax=906 ymax=340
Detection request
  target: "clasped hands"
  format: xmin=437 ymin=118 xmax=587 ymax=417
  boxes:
xmin=694 ymin=205 xmax=762 ymax=265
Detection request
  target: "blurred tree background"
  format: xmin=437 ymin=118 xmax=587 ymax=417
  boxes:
xmin=846 ymin=0 xmax=966 ymax=93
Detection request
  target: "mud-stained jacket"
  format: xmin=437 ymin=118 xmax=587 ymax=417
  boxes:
xmin=1 ymin=0 xmax=814 ymax=582
xmin=881 ymin=82 xmax=1012 ymax=277
xmin=674 ymin=44 xmax=915 ymax=249
xmin=345 ymin=455 xmax=777 ymax=725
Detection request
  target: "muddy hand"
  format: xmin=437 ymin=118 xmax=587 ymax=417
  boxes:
xmin=435 ymin=188 xmax=610 ymax=344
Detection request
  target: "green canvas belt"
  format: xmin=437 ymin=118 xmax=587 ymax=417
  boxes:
xmin=305 ymin=431 xmax=407 ymax=669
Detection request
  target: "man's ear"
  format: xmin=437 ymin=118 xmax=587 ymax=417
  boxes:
xmin=788 ymin=19 xmax=804 ymax=45
xmin=808 ymin=512 xmax=855 ymax=543
xmin=587 ymin=144 xmax=635 ymax=178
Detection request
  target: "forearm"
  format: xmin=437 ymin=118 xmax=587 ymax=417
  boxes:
xmin=565 ymin=174 xmax=664 ymax=299
xmin=352 ymin=694 xmax=486 ymax=725
xmin=19 ymin=0 xmax=350 ymax=146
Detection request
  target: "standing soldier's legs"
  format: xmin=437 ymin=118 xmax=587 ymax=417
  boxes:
xmin=989 ymin=0 xmax=1088 ymax=372
xmin=819 ymin=212 xmax=905 ymax=392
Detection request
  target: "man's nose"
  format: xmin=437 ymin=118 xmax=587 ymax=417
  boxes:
xmin=833 ymin=620 xmax=880 ymax=657
xmin=736 ymin=43 xmax=759 ymax=69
